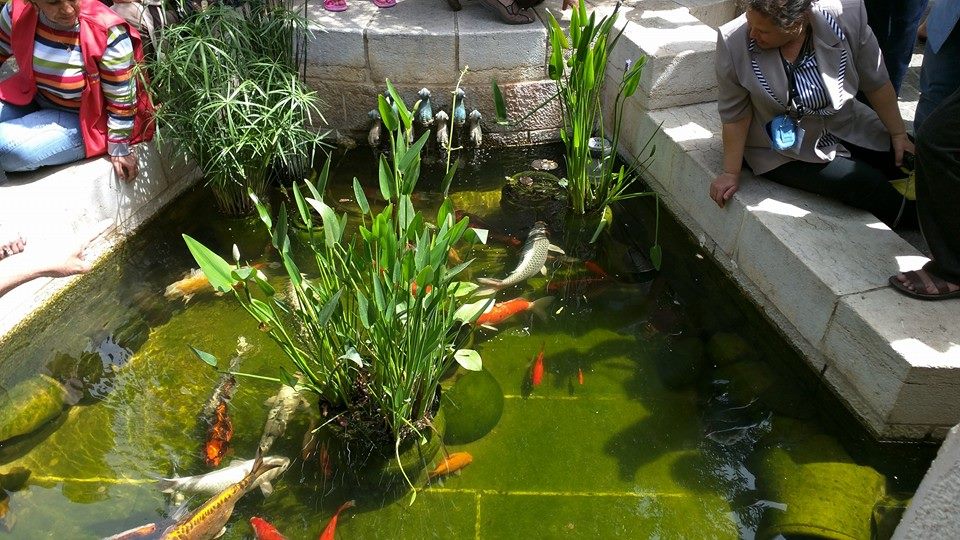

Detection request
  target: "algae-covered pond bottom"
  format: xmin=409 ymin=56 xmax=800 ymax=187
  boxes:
xmin=0 ymin=145 xmax=936 ymax=539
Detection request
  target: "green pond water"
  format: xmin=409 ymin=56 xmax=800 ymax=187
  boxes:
xmin=0 ymin=145 xmax=937 ymax=539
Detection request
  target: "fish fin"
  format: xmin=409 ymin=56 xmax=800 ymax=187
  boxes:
xmin=155 ymin=477 xmax=178 ymax=493
xmin=479 ymin=324 xmax=499 ymax=332
xmin=548 ymin=243 xmax=566 ymax=255
xmin=214 ymin=526 xmax=227 ymax=539
xmin=540 ymin=265 xmax=547 ymax=276
xmin=528 ymin=296 xmax=555 ymax=321
xmin=475 ymin=277 xmax=502 ymax=288
xmin=228 ymin=459 xmax=245 ymax=466
xmin=182 ymin=294 xmax=193 ymax=304
xmin=259 ymin=481 xmax=274 ymax=497
xmin=263 ymin=395 xmax=278 ymax=407
xmin=475 ymin=287 xmax=498 ymax=297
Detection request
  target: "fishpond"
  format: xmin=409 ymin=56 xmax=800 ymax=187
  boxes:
xmin=0 ymin=145 xmax=936 ymax=539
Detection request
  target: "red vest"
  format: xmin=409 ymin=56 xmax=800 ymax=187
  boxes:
xmin=0 ymin=0 xmax=155 ymax=158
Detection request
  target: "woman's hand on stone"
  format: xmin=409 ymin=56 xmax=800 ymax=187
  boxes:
xmin=710 ymin=171 xmax=740 ymax=208
xmin=111 ymin=151 xmax=138 ymax=183
xmin=890 ymin=132 xmax=915 ymax=167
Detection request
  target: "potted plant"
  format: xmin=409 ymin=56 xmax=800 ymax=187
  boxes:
xmin=183 ymin=82 xmax=487 ymax=497
xmin=147 ymin=3 xmax=324 ymax=217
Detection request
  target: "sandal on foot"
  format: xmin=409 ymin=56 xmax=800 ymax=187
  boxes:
xmin=323 ymin=0 xmax=347 ymax=12
xmin=479 ymin=0 xmax=535 ymax=24
xmin=372 ymin=0 xmax=396 ymax=8
xmin=888 ymin=270 xmax=960 ymax=301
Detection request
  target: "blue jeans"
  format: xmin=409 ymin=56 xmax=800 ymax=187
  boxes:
xmin=915 ymin=20 xmax=960 ymax=131
xmin=864 ymin=0 xmax=928 ymax=95
xmin=0 ymin=100 xmax=86 ymax=183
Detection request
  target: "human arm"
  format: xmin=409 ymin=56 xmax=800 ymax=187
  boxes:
xmin=0 ymin=235 xmax=93 ymax=297
xmin=864 ymin=82 xmax=914 ymax=166
xmin=99 ymin=25 xmax=139 ymax=182
xmin=710 ymin=115 xmax=752 ymax=208
xmin=712 ymin=28 xmax=753 ymax=208
xmin=0 ymin=3 xmax=14 ymax=64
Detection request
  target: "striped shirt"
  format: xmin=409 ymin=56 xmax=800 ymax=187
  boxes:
xmin=0 ymin=4 xmax=137 ymax=155
xmin=749 ymin=6 xmax=847 ymax=151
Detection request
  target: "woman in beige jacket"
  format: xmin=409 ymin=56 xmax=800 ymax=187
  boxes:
xmin=709 ymin=0 xmax=914 ymax=226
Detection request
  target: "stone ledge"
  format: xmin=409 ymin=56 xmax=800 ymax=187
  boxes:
xmin=0 ymin=142 xmax=200 ymax=344
xmin=618 ymin=100 xmax=960 ymax=440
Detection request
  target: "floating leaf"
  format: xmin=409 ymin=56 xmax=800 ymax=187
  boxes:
xmin=189 ymin=346 xmax=218 ymax=368
xmin=454 ymin=349 xmax=482 ymax=371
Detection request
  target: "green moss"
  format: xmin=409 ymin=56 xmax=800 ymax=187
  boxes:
xmin=0 ymin=375 xmax=67 ymax=443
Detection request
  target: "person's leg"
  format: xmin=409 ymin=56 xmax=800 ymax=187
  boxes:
xmin=909 ymin=87 xmax=960 ymax=287
xmin=0 ymin=109 xmax=85 ymax=173
xmin=762 ymin=155 xmax=906 ymax=226
xmin=863 ymin=0 xmax=927 ymax=95
xmin=915 ymin=21 xmax=960 ymax=131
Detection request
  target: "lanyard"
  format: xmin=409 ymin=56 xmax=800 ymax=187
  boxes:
xmin=780 ymin=33 xmax=812 ymax=119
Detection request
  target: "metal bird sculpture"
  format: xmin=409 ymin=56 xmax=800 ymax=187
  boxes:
xmin=434 ymin=110 xmax=450 ymax=156
xmin=367 ymin=109 xmax=382 ymax=151
xmin=452 ymin=88 xmax=466 ymax=127
xmin=415 ymin=88 xmax=434 ymax=128
xmin=467 ymin=109 xmax=482 ymax=147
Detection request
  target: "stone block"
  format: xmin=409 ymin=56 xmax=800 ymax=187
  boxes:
xmin=895 ymin=423 xmax=960 ymax=539
xmin=675 ymin=0 xmax=739 ymax=28
xmin=457 ymin=4 xmax=548 ymax=83
xmin=474 ymin=80 xmax=561 ymax=133
xmin=303 ymin=2 xmax=375 ymax=80
xmin=823 ymin=288 xmax=960 ymax=432
xmin=366 ymin=1 xmax=458 ymax=85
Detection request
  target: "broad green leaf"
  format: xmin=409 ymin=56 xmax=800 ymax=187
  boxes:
xmin=317 ymin=288 xmax=343 ymax=326
xmin=357 ymin=291 xmax=371 ymax=328
xmin=189 ymin=346 xmax=218 ymax=368
xmin=454 ymin=349 xmax=482 ymax=371
xmin=279 ymin=366 xmax=298 ymax=388
xmin=378 ymin=155 xmax=394 ymax=201
xmin=250 ymin=190 xmax=272 ymax=230
xmin=316 ymin=156 xmax=332 ymax=195
xmin=584 ymin=47 xmax=596 ymax=88
xmin=590 ymin=205 xmax=613 ymax=243
xmin=649 ymin=244 xmax=662 ymax=270
xmin=492 ymin=80 xmax=508 ymax=125
xmin=386 ymin=79 xmax=411 ymax=128
xmin=273 ymin=204 xmax=288 ymax=252
xmin=440 ymin=158 xmax=459 ymax=198
xmin=292 ymin=182 xmax=311 ymax=229
xmin=463 ymin=227 xmax=489 ymax=244
xmin=339 ymin=346 xmax=364 ymax=367
xmin=548 ymin=12 xmax=569 ymax=49
xmin=399 ymin=132 xmax=430 ymax=172
xmin=378 ymin=94 xmax=398 ymax=132
xmin=450 ymin=281 xmax=480 ymax=297
xmin=305 ymin=197 xmax=342 ymax=248
xmin=183 ymin=234 xmax=235 ymax=293
xmin=353 ymin=177 xmax=370 ymax=215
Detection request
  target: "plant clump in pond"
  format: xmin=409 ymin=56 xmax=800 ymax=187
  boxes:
xmin=184 ymin=80 xmax=488 ymax=491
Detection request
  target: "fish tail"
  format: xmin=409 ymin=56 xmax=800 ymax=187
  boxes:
xmin=528 ymin=296 xmax=554 ymax=321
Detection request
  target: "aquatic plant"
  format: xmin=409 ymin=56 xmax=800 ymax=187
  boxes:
xmin=184 ymin=82 xmax=485 ymax=479
xmin=494 ymin=0 xmax=662 ymax=265
xmin=147 ymin=2 xmax=324 ymax=216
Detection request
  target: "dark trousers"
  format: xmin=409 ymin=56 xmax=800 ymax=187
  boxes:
xmin=762 ymin=144 xmax=909 ymax=227
xmin=864 ymin=0 xmax=928 ymax=95
xmin=915 ymin=87 xmax=960 ymax=282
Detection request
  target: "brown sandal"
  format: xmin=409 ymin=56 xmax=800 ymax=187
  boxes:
xmin=479 ymin=0 xmax=535 ymax=24
xmin=889 ymin=269 xmax=960 ymax=301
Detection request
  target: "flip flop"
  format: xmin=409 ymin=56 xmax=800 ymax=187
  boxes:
xmin=888 ymin=270 xmax=960 ymax=301
xmin=372 ymin=0 xmax=396 ymax=7
xmin=323 ymin=0 xmax=347 ymax=12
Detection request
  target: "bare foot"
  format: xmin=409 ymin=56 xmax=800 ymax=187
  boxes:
xmin=0 ymin=226 xmax=25 ymax=260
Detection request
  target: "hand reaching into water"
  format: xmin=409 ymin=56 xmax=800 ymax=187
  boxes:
xmin=111 ymin=151 xmax=139 ymax=183
xmin=709 ymin=171 xmax=740 ymax=208
xmin=0 ymin=221 xmax=110 ymax=297
xmin=563 ymin=0 xmax=576 ymax=9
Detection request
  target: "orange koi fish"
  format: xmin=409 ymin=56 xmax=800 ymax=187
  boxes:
xmin=429 ymin=452 xmax=474 ymax=479
xmin=204 ymin=401 xmax=234 ymax=467
xmin=318 ymin=500 xmax=355 ymax=540
xmin=448 ymin=247 xmax=462 ymax=265
xmin=532 ymin=344 xmax=545 ymax=386
xmin=583 ymin=260 xmax=609 ymax=278
xmin=410 ymin=281 xmax=433 ymax=296
xmin=475 ymin=296 xmax=553 ymax=326
xmin=165 ymin=263 xmax=267 ymax=303
xmin=250 ymin=516 xmax=287 ymax=540
xmin=578 ymin=368 xmax=585 ymax=385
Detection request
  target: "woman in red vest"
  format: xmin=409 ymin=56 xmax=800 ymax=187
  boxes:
xmin=0 ymin=0 xmax=153 ymax=183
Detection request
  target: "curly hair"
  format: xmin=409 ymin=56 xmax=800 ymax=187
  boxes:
xmin=747 ymin=0 xmax=814 ymax=30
